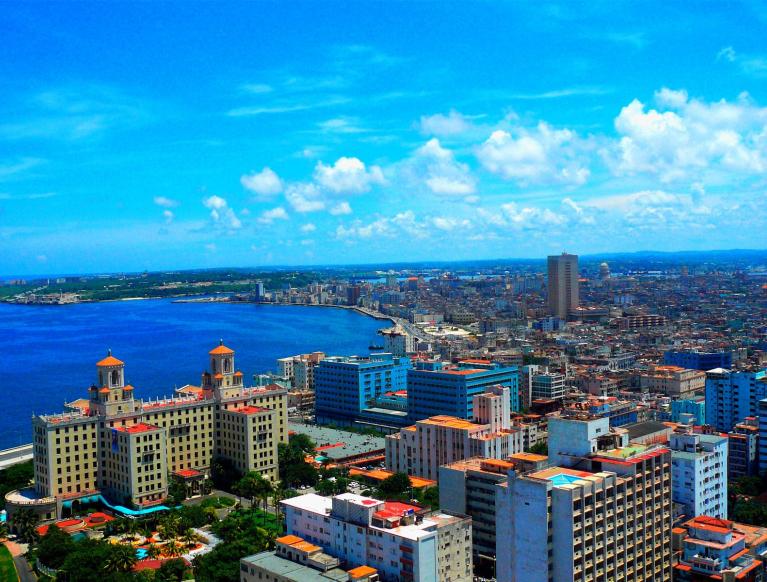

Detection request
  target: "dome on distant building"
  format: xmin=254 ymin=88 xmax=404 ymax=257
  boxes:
xmin=599 ymin=262 xmax=610 ymax=280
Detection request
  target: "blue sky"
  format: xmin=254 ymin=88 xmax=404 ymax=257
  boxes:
xmin=1 ymin=1 xmax=767 ymax=275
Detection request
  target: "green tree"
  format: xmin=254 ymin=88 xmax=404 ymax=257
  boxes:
xmin=168 ymin=477 xmax=187 ymax=505
xmin=11 ymin=507 xmax=39 ymax=543
xmin=211 ymin=457 xmax=242 ymax=491
xmin=103 ymin=544 xmax=138 ymax=573
xmin=194 ymin=539 xmax=266 ymax=582
xmin=37 ymin=524 xmax=75 ymax=569
xmin=528 ymin=441 xmax=548 ymax=455
xmin=145 ymin=543 xmax=162 ymax=560
xmin=182 ymin=527 xmax=198 ymax=548
xmin=284 ymin=462 xmax=318 ymax=488
xmin=379 ymin=472 xmax=411 ymax=497
xmin=0 ymin=461 xmax=34 ymax=510
xmin=164 ymin=540 xmax=184 ymax=558
xmin=156 ymin=558 xmax=187 ymax=582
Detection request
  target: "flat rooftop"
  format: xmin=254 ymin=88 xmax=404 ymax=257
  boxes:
xmin=241 ymin=552 xmax=349 ymax=581
xmin=288 ymin=422 xmax=385 ymax=461
xmin=529 ymin=467 xmax=595 ymax=486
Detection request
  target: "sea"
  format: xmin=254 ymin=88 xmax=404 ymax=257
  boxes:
xmin=0 ymin=298 xmax=387 ymax=449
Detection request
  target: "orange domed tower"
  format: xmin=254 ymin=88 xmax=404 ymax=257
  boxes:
xmin=203 ymin=340 xmax=244 ymax=399
xmin=89 ymin=350 xmax=138 ymax=416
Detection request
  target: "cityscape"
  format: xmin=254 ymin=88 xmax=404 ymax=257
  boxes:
xmin=2 ymin=2 xmax=767 ymax=582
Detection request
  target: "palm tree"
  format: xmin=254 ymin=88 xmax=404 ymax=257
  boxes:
xmin=164 ymin=540 xmax=183 ymax=558
xmin=182 ymin=528 xmax=197 ymax=548
xmin=104 ymin=544 xmax=138 ymax=573
xmin=12 ymin=508 xmax=39 ymax=543
xmin=255 ymin=479 xmax=274 ymax=525
xmin=145 ymin=543 xmax=161 ymax=560
xmin=0 ymin=521 xmax=8 ymax=541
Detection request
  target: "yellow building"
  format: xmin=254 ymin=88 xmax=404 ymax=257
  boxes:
xmin=14 ymin=342 xmax=286 ymax=522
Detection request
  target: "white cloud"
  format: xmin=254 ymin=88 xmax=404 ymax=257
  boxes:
xmin=608 ymin=89 xmax=767 ymax=181
xmin=313 ymin=157 xmax=385 ymax=194
xmin=476 ymin=123 xmax=590 ymax=186
xmin=258 ymin=206 xmax=289 ymax=224
xmin=413 ymin=138 xmax=477 ymax=198
xmin=285 ymin=183 xmax=326 ymax=213
xmin=717 ymin=46 xmax=767 ymax=77
xmin=203 ymin=195 xmax=242 ymax=230
xmin=163 ymin=209 xmax=174 ymax=224
xmin=432 ymin=216 xmax=472 ymax=231
xmin=300 ymin=223 xmax=316 ymax=233
xmin=419 ymin=110 xmax=473 ymax=136
xmin=318 ymin=117 xmax=366 ymax=134
xmin=330 ymin=201 xmax=352 ymax=215
xmin=241 ymin=167 xmax=283 ymax=197
xmin=153 ymin=196 xmax=179 ymax=208
xmin=335 ymin=210 xmax=427 ymax=240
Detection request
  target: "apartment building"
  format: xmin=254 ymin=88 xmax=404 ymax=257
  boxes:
xmin=439 ymin=454 xmax=547 ymax=575
xmin=240 ymin=534 xmax=380 ymax=582
xmin=639 ymin=365 xmax=706 ymax=399
xmin=705 ymin=368 xmax=767 ymax=431
xmin=496 ymin=442 xmax=673 ymax=582
xmin=314 ymin=353 xmax=411 ymax=426
xmin=281 ymin=493 xmax=473 ymax=582
xmin=672 ymin=516 xmax=767 ymax=581
xmin=20 ymin=342 xmax=287 ymax=522
xmin=386 ymin=386 xmax=524 ymax=480
xmin=728 ymin=418 xmax=759 ymax=479
xmin=407 ymin=360 xmax=519 ymax=422
xmin=669 ymin=426 xmax=728 ymax=520
xmin=531 ymin=372 xmax=567 ymax=401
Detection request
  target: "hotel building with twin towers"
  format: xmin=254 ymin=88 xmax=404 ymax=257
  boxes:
xmin=7 ymin=341 xmax=287 ymax=524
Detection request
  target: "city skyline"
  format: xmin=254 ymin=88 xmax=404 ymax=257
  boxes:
xmin=3 ymin=2 xmax=767 ymax=275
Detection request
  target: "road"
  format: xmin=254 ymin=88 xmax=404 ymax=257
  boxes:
xmin=13 ymin=554 xmax=36 ymax=582
xmin=0 ymin=445 xmax=33 ymax=471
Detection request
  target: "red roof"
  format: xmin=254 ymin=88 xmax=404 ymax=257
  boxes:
xmin=232 ymin=405 xmax=267 ymax=415
xmin=174 ymin=468 xmax=203 ymax=478
xmin=115 ymin=423 xmax=160 ymax=434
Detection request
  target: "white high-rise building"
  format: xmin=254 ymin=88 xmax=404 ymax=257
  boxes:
xmin=669 ymin=425 xmax=728 ymax=519
xmin=547 ymin=253 xmax=579 ymax=319
xmin=496 ymin=443 xmax=672 ymax=582
xmin=282 ymin=493 xmax=472 ymax=582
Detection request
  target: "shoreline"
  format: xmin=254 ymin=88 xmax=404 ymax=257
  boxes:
xmin=182 ymin=299 xmax=398 ymax=325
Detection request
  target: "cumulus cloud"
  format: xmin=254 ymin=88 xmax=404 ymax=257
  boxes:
xmin=313 ymin=157 xmax=385 ymax=194
xmin=608 ymin=88 xmax=767 ymax=181
xmin=203 ymin=195 xmax=242 ymax=230
xmin=432 ymin=216 xmax=472 ymax=231
xmin=419 ymin=110 xmax=473 ymax=136
xmin=285 ymin=183 xmax=326 ymax=213
xmin=257 ymin=206 xmax=289 ymax=224
xmin=476 ymin=123 xmax=590 ymax=186
xmin=336 ymin=210 xmax=427 ymax=240
xmin=300 ymin=223 xmax=316 ymax=233
xmin=330 ymin=201 xmax=353 ymax=215
xmin=153 ymin=196 xmax=179 ymax=208
xmin=411 ymin=138 xmax=477 ymax=198
xmin=163 ymin=209 xmax=174 ymax=224
xmin=241 ymin=167 xmax=283 ymax=197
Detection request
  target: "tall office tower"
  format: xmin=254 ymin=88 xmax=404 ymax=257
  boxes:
xmin=547 ymin=253 xmax=579 ymax=319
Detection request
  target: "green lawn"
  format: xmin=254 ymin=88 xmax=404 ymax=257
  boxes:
xmin=0 ymin=545 xmax=18 ymax=582
xmin=250 ymin=509 xmax=283 ymax=534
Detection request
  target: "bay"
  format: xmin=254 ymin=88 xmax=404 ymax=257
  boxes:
xmin=0 ymin=298 xmax=386 ymax=448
